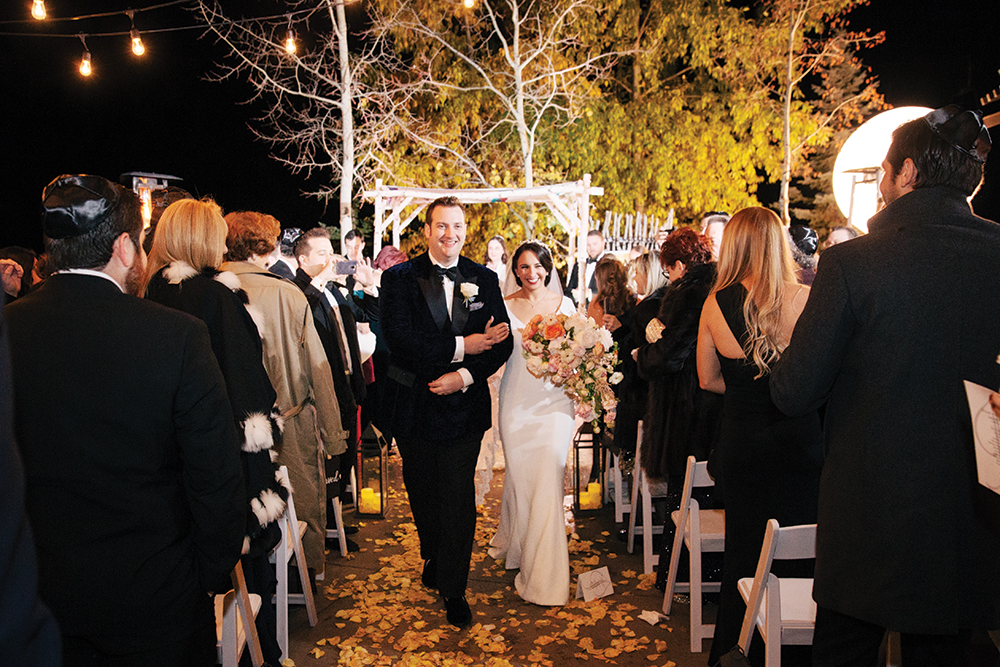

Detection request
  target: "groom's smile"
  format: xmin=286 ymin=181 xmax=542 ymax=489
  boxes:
xmin=424 ymin=205 xmax=467 ymax=265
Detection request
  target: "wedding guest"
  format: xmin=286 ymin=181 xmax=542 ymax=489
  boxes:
xmin=565 ymin=229 xmax=609 ymax=305
xmin=144 ymin=198 xmax=288 ymax=665
xmin=380 ymin=196 xmax=511 ymax=627
xmin=488 ymin=241 xmax=576 ymax=605
xmin=699 ymin=211 xmax=730 ymax=260
xmin=772 ymin=106 xmax=1000 ymax=665
xmin=0 ymin=306 xmax=60 ymax=666
xmin=823 ymin=224 xmax=860 ymax=249
xmin=589 ymin=257 xmax=640 ymax=451
xmin=143 ymin=185 xmax=192 ymax=254
xmin=0 ymin=247 xmax=36 ymax=301
xmin=627 ymin=250 xmax=668 ymax=301
xmin=222 ymin=211 xmax=348 ymax=580
xmin=484 ymin=235 xmax=509 ymax=289
xmin=268 ymin=227 xmax=302 ymax=279
xmin=635 ymin=228 xmax=721 ymax=481
xmin=293 ymin=228 xmax=366 ymax=552
xmin=698 ymin=207 xmax=823 ymax=664
xmin=7 ymin=175 xmax=244 ymax=665
xmin=340 ymin=228 xmax=358 ymax=258
xmin=369 ymin=244 xmax=408 ymax=443
xmin=788 ymin=224 xmax=819 ymax=285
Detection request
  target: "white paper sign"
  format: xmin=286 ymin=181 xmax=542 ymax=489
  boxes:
xmin=575 ymin=566 xmax=614 ymax=601
xmin=963 ymin=380 xmax=1000 ymax=494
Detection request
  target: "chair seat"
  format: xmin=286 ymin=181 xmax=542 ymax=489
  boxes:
xmin=737 ymin=577 xmax=816 ymax=646
xmin=673 ymin=508 xmax=726 ymax=550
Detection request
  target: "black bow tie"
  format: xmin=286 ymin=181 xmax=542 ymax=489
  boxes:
xmin=435 ymin=265 xmax=460 ymax=282
xmin=586 ymin=257 xmax=598 ymax=264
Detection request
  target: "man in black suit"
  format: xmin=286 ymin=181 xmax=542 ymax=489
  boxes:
xmin=0 ymin=306 xmax=60 ymax=666
xmin=6 ymin=175 xmax=245 ymax=666
xmin=772 ymin=107 xmax=1000 ymax=665
xmin=380 ymin=196 xmax=511 ymax=628
xmin=565 ymin=229 xmax=608 ymax=306
xmin=293 ymin=228 xmax=366 ymax=549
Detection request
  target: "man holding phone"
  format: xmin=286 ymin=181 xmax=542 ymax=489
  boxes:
xmin=293 ymin=228 xmax=367 ymax=549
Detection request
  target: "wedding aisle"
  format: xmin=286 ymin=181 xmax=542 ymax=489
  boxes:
xmin=283 ymin=450 xmax=710 ymax=667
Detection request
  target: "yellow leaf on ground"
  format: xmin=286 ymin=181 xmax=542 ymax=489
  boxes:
xmin=309 ymin=648 xmax=325 ymax=659
xmin=316 ymin=639 xmax=326 ymax=646
xmin=655 ymin=640 xmax=667 ymax=652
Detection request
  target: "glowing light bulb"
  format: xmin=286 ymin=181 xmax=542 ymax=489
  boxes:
xmin=131 ymin=29 xmax=145 ymax=56
xmin=285 ymin=29 xmax=297 ymax=54
xmin=31 ymin=0 xmax=46 ymax=20
xmin=80 ymin=51 xmax=92 ymax=76
xmin=463 ymin=0 xmax=475 ymax=7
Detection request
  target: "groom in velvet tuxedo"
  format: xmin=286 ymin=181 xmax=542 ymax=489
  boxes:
xmin=380 ymin=196 xmax=511 ymax=628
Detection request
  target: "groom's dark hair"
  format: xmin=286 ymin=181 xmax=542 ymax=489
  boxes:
xmin=424 ymin=196 xmax=464 ymax=227
xmin=511 ymin=241 xmax=553 ymax=286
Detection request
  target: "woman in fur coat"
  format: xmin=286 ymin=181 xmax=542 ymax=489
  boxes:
xmin=145 ymin=198 xmax=287 ymax=666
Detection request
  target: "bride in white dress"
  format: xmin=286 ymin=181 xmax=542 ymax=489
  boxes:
xmin=488 ymin=241 xmax=576 ymax=606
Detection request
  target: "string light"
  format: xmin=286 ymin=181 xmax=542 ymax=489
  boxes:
xmin=285 ymin=28 xmax=296 ymax=54
xmin=78 ymin=34 xmax=92 ymax=76
xmin=463 ymin=0 xmax=475 ymax=7
xmin=127 ymin=11 xmax=145 ymax=56
xmin=31 ymin=0 xmax=46 ymax=20
xmin=131 ymin=28 xmax=145 ymax=55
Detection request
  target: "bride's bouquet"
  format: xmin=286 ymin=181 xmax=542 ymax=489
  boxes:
xmin=520 ymin=311 xmax=623 ymax=432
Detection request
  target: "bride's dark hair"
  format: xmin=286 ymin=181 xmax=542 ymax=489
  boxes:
xmin=511 ymin=241 xmax=553 ymax=286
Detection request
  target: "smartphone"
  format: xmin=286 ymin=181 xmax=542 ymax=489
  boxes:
xmin=335 ymin=260 xmax=358 ymax=275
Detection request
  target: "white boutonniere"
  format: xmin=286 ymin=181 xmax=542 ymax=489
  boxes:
xmin=460 ymin=282 xmax=479 ymax=306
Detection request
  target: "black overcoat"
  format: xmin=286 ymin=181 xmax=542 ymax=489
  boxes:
xmin=5 ymin=273 xmax=245 ymax=652
xmin=771 ymin=186 xmax=1000 ymax=633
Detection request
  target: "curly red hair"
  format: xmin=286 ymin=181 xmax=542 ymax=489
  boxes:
xmin=223 ymin=211 xmax=281 ymax=261
xmin=659 ymin=227 xmax=713 ymax=270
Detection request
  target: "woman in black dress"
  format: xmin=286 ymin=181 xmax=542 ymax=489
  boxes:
xmin=145 ymin=198 xmax=288 ymax=666
xmin=698 ymin=207 xmax=823 ymax=665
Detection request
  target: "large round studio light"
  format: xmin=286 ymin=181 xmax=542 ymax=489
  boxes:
xmin=832 ymin=106 xmax=931 ymax=232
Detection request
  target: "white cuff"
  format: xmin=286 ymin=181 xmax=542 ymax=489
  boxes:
xmin=452 ymin=336 xmax=465 ymax=363
xmin=457 ymin=367 xmax=473 ymax=390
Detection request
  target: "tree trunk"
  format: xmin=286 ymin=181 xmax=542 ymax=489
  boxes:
xmin=779 ymin=2 xmax=799 ymax=225
xmin=334 ymin=0 xmax=354 ymax=249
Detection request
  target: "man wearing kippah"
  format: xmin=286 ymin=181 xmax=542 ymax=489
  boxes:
xmin=5 ymin=175 xmax=245 ymax=666
xmin=772 ymin=107 xmax=1000 ymax=664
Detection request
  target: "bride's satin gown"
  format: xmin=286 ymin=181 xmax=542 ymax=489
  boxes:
xmin=488 ymin=297 xmax=576 ymax=605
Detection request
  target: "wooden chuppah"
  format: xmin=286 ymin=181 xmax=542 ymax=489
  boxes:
xmin=361 ymin=176 xmax=603 ymax=306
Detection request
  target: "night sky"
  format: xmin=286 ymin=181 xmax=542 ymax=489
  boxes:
xmin=1 ymin=0 xmax=998 ymax=252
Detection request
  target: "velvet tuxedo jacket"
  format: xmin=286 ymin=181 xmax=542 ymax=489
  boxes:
xmin=771 ymin=186 xmax=1000 ymax=633
xmin=380 ymin=253 xmax=511 ymax=442
xmin=5 ymin=273 xmax=246 ymax=652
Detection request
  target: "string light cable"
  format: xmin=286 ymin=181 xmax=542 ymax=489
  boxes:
xmin=0 ymin=1 xmax=352 ymax=68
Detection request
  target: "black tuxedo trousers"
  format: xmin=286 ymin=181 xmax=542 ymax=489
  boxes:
xmin=396 ymin=433 xmax=482 ymax=598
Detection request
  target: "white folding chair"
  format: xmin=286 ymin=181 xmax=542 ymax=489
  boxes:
xmin=608 ymin=450 xmax=630 ymax=523
xmin=626 ymin=421 xmax=668 ymax=574
xmin=662 ymin=455 xmax=725 ymax=653
xmin=324 ymin=494 xmax=349 ymax=558
xmin=215 ymin=560 xmax=264 ymax=667
xmin=270 ymin=466 xmax=318 ymax=661
xmin=736 ymin=519 xmax=817 ymax=667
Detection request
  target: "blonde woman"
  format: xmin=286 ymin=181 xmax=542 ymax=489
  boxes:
xmin=697 ymin=207 xmax=824 ymax=664
xmin=144 ymin=198 xmax=287 ymax=665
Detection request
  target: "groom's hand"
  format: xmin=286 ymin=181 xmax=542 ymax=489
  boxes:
xmin=465 ymin=317 xmax=509 ymax=355
xmin=428 ymin=372 xmax=465 ymax=395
